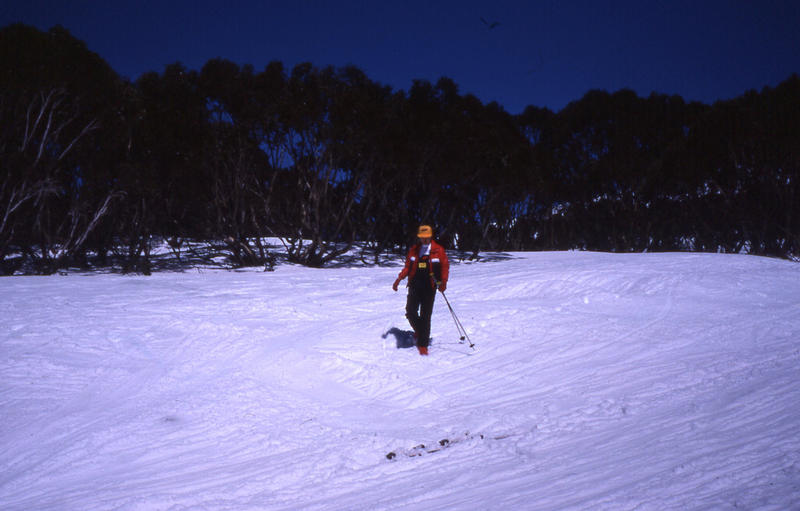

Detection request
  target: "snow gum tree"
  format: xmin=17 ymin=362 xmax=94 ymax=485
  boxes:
xmin=0 ymin=24 xmax=124 ymax=274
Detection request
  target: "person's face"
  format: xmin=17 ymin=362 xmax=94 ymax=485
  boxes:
xmin=419 ymin=237 xmax=431 ymax=245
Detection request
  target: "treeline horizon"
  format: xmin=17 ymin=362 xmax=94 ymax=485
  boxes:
xmin=1 ymin=24 xmax=798 ymax=275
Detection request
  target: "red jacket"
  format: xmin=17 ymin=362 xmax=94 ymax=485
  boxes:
xmin=397 ymin=240 xmax=449 ymax=288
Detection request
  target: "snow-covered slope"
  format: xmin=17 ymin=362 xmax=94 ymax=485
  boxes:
xmin=2 ymin=252 xmax=799 ymax=510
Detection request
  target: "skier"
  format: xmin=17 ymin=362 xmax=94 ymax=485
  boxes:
xmin=392 ymin=225 xmax=449 ymax=356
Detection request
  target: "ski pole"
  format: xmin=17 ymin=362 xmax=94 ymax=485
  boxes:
xmin=440 ymin=290 xmax=475 ymax=349
xmin=440 ymin=291 xmax=466 ymax=340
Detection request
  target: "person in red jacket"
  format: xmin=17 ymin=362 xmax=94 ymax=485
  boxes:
xmin=392 ymin=225 xmax=449 ymax=356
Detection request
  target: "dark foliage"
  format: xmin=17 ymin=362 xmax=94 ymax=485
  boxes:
xmin=1 ymin=24 xmax=798 ymax=274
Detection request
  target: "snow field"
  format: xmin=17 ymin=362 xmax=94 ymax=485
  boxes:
xmin=1 ymin=251 xmax=799 ymax=510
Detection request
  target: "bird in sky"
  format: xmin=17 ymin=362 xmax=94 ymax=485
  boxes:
xmin=480 ymin=16 xmax=500 ymax=29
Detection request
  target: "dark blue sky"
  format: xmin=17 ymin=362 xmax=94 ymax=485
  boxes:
xmin=3 ymin=0 xmax=798 ymax=113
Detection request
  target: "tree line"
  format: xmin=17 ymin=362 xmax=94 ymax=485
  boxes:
xmin=2 ymin=24 xmax=798 ymax=275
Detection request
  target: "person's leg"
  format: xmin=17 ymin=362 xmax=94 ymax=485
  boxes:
xmin=405 ymin=289 xmax=422 ymax=336
xmin=417 ymin=288 xmax=436 ymax=348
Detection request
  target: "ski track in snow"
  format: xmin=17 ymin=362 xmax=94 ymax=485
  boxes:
xmin=2 ymin=252 xmax=800 ymax=510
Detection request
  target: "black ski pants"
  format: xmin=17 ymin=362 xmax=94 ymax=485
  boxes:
xmin=406 ymin=281 xmax=436 ymax=348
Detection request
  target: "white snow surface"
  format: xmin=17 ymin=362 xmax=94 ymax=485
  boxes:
xmin=2 ymin=251 xmax=800 ymax=510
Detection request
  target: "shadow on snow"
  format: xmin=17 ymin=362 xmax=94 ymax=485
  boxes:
xmin=382 ymin=327 xmax=417 ymax=349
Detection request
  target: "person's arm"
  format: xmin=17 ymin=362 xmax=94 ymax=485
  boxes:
xmin=393 ymin=249 xmax=413 ymax=291
xmin=434 ymin=244 xmax=449 ymax=291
